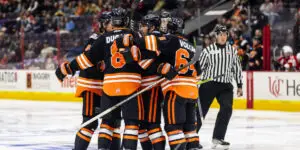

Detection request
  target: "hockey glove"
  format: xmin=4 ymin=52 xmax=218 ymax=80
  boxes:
xmin=157 ymin=63 xmax=178 ymax=80
xmin=119 ymin=45 xmax=141 ymax=63
xmin=55 ymin=62 xmax=74 ymax=82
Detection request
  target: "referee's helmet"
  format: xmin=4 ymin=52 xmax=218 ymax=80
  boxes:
xmin=214 ymin=24 xmax=229 ymax=36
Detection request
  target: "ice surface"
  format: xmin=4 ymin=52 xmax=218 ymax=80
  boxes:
xmin=0 ymin=100 xmax=300 ymax=150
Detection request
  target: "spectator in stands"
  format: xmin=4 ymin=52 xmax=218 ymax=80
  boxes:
xmin=275 ymin=45 xmax=294 ymax=71
xmin=238 ymin=39 xmax=251 ymax=70
xmin=40 ymin=42 xmax=57 ymax=59
xmin=0 ymin=53 xmax=8 ymax=69
xmin=75 ymin=1 xmax=85 ymax=16
xmin=248 ymin=37 xmax=263 ymax=70
xmin=254 ymin=29 xmax=262 ymax=43
xmin=62 ymin=1 xmax=74 ymax=16
xmin=65 ymin=17 xmax=75 ymax=32
xmin=24 ymin=43 xmax=35 ymax=60
xmin=44 ymin=53 xmax=56 ymax=70
xmin=85 ymin=2 xmax=101 ymax=15
xmin=294 ymin=8 xmax=300 ymax=53
xmin=273 ymin=0 xmax=283 ymax=15
xmin=55 ymin=2 xmax=66 ymax=17
xmin=296 ymin=53 xmax=300 ymax=71
xmin=260 ymin=0 xmax=278 ymax=26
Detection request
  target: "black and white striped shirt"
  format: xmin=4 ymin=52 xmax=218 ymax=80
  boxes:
xmin=198 ymin=42 xmax=243 ymax=88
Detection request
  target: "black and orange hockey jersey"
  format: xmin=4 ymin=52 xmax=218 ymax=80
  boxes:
xmin=159 ymin=35 xmax=199 ymax=99
xmin=138 ymin=31 xmax=167 ymax=88
xmin=72 ymin=28 xmax=154 ymax=96
xmin=75 ymin=33 xmax=104 ymax=97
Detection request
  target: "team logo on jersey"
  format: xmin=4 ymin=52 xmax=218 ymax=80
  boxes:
xmin=116 ymin=88 xmax=120 ymax=93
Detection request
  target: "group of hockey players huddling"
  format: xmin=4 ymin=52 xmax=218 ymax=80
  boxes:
xmin=55 ymin=7 xmax=203 ymax=150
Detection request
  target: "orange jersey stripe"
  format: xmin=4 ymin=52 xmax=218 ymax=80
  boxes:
xmin=123 ymin=135 xmax=138 ymax=140
xmin=172 ymin=94 xmax=176 ymax=124
xmin=81 ymin=128 xmax=93 ymax=134
xmin=153 ymin=88 xmax=158 ymax=122
xmin=113 ymin=133 xmax=121 ymax=138
xmin=137 ymin=94 xmax=141 ymax=120
xmin=152 ymin=137 xmax=166 ymax=144
xmin=99 ymin=133 xmax=112 ymax=141
xmin=167 ymin=130 xmax=182 ymax=136
xmin=186 ymin=137 xmax=199 ymax=143
xmin=140 ymin=137 xmax=150 ymax=142
xmin=125 ymin=125 xmax=139 ymax=130
xmin=169 ymin=139 xmax=186 ymax=145
xmin=77 ymin=132 xmax=91 ymax=142
xmin=100 ymin=124 xmax=114 ymax=131
xmin=148 ymin=88 xmax=154 ymax=122
xmin=90 ymin=92 xmax=93 ymax=116
xmin=167 ymin=92 xmax=172 ymax=124
xmin=86 ymin=92 xmax=89 ymax=116
xmin=148 ymin=128 xmax=161 ymax=135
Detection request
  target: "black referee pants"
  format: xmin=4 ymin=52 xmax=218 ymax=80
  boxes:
xmin=197 ymin=81 xmax=233 ymax=140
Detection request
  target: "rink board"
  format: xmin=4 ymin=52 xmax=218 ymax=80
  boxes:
xmin=0 ymin=70 xmax=299 ymax=111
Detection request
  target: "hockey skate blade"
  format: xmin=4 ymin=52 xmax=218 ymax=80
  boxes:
xmin=211 ymin=144 xmax=229 ymax=150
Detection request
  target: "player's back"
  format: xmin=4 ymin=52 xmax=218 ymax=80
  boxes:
xmin=160 ymin=34 xmax=198 ymax=99
xmin=76 ymin=33 xmax=104 ymax=97
xmin=139 ymin=30 xmax=166 ymax=88
xmin=101 ymin=28 xmax=142 ymax=96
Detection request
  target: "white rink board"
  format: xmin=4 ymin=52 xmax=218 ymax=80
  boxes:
xmin=253 ymin=72 xmax=300 ymax=101
xmin=0 ymin=70 xmax=78 ymax=93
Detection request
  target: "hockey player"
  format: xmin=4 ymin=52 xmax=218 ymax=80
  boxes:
xmin=137 ymin=14 xmax=167 ymax=150
xmin=158 ymin=17 xmax=201 ymax=150
xmin=72 ymin=11 xmax=118 ymax=150
xmin=55 ymin=7 xmax=157 ymax=150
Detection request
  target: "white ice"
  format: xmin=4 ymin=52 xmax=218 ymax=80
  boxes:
xmin=0 ymin=100 xmax=300 ymax=150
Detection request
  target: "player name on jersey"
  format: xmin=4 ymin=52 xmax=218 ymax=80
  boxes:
xmin=179 ymin=39 xmax=195 ymax=52
xmin=106 ymin=34 xmax=125 ymax=44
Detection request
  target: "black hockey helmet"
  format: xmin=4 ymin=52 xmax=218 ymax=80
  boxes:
xmin=111 ymin=7 xmax=128 ymax=27
xmin=98 ymin=11 xmax=112 ymax=24
xmin=167 ymin=17 xmax=185 ymax=34
xmin=159 ymin=10 xmax=171 ymax=33
xmin=160 ymin=10 xmax=171 ymax=19
xmin=140 ymin=13 xmax=161 ymax=28
xmin=214 ymin=24 xmax=228 ymax=36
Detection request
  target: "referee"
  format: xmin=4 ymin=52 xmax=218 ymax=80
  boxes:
xmin=197 ymin=25 xmax=243 ymax=149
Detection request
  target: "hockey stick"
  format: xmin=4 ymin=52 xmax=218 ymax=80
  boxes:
xmin=153 ymin=0 xmax=166 ymax=12
xmin=196 ymin=74 xmax=225 ymax=85
xmin=196 ymin=74 xmax=225 ymax=123
xmin=129 ymin=0 xmax=140 ymax=31
xmin=80 ymin=48 xmax=201 ymax=128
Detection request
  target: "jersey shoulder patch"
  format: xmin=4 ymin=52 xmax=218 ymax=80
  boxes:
xmin=89 ymin=33 xmax=99 ymax=40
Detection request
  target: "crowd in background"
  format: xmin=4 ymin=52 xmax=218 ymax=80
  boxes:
xmin=0 ymin=0 xmax=300 ymax=71
xmin=197 ymin=0 xmax=300 ymax=71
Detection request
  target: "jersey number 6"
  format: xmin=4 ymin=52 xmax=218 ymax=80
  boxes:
xmin=175 ymin=48 xmax=196 ymax=76
xmin=111 ymin=41 xmax=126 ymax=69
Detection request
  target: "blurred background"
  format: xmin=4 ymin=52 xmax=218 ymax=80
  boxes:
xmin=0 ymin=0 xmax=299 ymax=71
